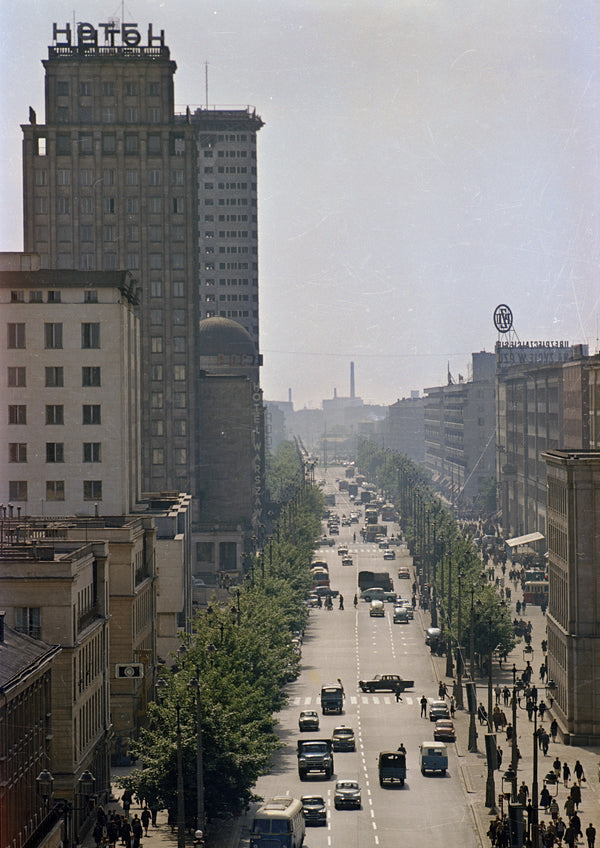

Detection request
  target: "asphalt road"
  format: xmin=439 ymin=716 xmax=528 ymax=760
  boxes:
xmin=251 ymin=467 xmax=480 ymax=848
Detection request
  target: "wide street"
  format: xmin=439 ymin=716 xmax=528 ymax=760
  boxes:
xmin=250 ymin=467 xmax=479 ymax=848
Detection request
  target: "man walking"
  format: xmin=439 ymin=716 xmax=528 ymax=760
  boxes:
xmin=420 ymin=695 xmax=428 ymax=717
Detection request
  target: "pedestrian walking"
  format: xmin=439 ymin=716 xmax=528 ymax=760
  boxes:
xmin=564 ymin=796 xmax=575 ymax=821
xmin=394 ymin=684 xmax=403 ymax=702
xmin=541 ymin=729 xmax=549 ymax=756
xmin=121 ymin=819 xmax=132 ymax=848
xmin=495 ymin=684 xmax=501 ymax=704
xmin=353 ymin=593 xmax=358 ymax=608
xmin=131 ymin=816 xmax=143 ymax=848
xmin=571 ymin=813 xmax=582 ymax=842
xmin=93 ymin=822 xmax=104 ymax=847
xmin=538 ymin=700 xmax=547 ymax=721
xmin=564 ymin=825 xmax=577 ymax=848
xmin=503 ymin=686 xmax=511 ymax=706
xmin=122 ymin=789 xmax=133 ymax=816
xmin=563 ymin=761 xmax=571 ymax=787
xmin=540 ymin=786 xmax=551 ymax=811
xmin=140 ymin=808 xmax=151 ymax=838
xmin=574 ymin=760 xmax=585 ymax=786
xmin=570 ymin=784 xmax=581 ymax=811
xmin=550 ymin=719 xmax=558 ymax=743
xmin=586 ymin=823 xmax=596 ymax=848
xmin=438 ymin=681 xmax=447 ymax=699
xmin=450 ymin=695 xmax=456 ymax=717
xmin=549 ymin=799 xmax=559 ymax=823
xmin=553 ymin=757 xmax=562 ymax=780
xmin=556 ymin=818 xmax=566 ymax=844
xmin=478 ymin=703 xmax=488 ymax=726
xmin=420 ymin=695 xmax=428 ymax=717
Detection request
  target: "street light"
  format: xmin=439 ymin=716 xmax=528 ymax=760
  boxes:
xmin=455 ymin=570 xmax=464 ymax=710
xmin=189 ymin=669 xmax=206 ymax=832
xmin=468 ymin=583 xmax=478 ymax=753
xmin=36 ymin=768 xmax=97 ymax=847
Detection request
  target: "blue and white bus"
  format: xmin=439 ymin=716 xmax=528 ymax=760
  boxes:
xmin=249 ymin=796 xmax=305 ymax=848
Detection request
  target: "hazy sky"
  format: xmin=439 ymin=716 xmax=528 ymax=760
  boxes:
xmin=2 ymin=1 xmax=599 ymax=408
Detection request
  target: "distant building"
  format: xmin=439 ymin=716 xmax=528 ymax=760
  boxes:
xmin=424 ymin=352 xmax=496 ymax=504
xmin=384 ymin=396 xmax=425 ymax=463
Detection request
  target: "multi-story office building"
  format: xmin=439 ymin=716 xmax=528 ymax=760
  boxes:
xmin=543 ymin=449 xmax=600 ymax=743
xmin=384 ymin=395 xmax=425 ymax=463
xmin=423 ymin=352 xmax=496 ymax=504
xmin=495 ymin=345 xmax=592 ymax=538
xmin=21 ymin=23 xmax=265 ymax=556
xmin=0 ymin=263 xmax=140 ymax=515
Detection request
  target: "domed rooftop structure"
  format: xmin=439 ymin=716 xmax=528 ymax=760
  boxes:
xmin=198 ymin=317 xmax=256 ymax=359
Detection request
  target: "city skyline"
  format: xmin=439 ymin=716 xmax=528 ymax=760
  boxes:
xmin=2 ymin=0 xmax=599 ymax=408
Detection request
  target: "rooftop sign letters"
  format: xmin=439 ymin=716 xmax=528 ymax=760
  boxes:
xmin=52 ymin=22 xmax=165 ymax=49
xmin=493 ymin=304 xmax=513 ymax=334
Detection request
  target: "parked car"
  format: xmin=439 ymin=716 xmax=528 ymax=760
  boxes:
xmin=433 ymin=719 xmax=456 ymax=742
xmin=331 ymin=726 xmax=356 ymax=751
xmin=301 ymin=795 xmax=327 ymax=826
xmin=334 ymin=779 xmax=361 ymax=809
xmin=429 ymin=700 xmax=450 ymax=722
xmin=299 ymin=710 xmax=320 ymax=732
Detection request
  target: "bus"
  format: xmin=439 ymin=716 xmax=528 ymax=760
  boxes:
xmin=522 ymin=581 xmax=548 ymax=606
xmin=381 ymin=503 xmax=397 ymax=522
xmin=250 ymin=797 xmax=305 ymax=848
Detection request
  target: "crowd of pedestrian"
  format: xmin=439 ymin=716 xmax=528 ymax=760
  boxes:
xmin=91 ymin=794 xmax=157 ymax=848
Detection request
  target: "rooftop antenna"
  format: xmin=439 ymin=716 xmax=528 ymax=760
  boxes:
xmin=205 ymin=62 xmax=209 ymax=109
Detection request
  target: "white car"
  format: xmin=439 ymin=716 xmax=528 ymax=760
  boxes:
xmin=334 ymin=779 xmax=361 ymax=809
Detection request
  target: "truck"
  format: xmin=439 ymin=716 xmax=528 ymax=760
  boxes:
xmin=360 ymin=490 xmax=372 ymax=504
xmin=347 ymin=482 xmax=359 ymax=497
xmin=338 ymin=479 xmax=349 ymax=492
xmin=321 ymin=683 xmax=344 ymax=714
xmin=365 ymin=524 xmax=387 ymax=542
xmin=345 ymin=466 xmax=355 ymax=478
xmin=325 ymin=493 xmax=336 ymax=506
xmin=297 ymin=739 xmax=334 ymax=780
xmin=358 ymin=570 xmax=394 ymax=592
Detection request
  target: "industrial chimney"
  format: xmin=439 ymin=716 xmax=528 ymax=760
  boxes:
xmin=350 ymin=362 xmax=355 ymax=399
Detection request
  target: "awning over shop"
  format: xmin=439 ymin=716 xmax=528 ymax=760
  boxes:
xmin=505 ymin=532 xmax=545 ymax=548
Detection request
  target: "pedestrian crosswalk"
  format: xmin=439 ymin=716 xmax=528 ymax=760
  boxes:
xmin=290 ymin=694 xmax=416 ymax=707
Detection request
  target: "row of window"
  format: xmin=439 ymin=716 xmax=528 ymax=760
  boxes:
xmin=38 ymin=132 xmax=185 ymax=158
xmin=54 ymin=106 xmax=162 ymax=124
xmin=36 ymin=253 xmax=187 ymax=272
xmin=204 ymin=262 xmax=256 ymax=271
xmin=9 ymin=405 xmax=102 ymax=424
xmin=202 ymin=150 xmax=254 ymax=159
xmin=204 ymin=214 xmax=257 ymax=223
xmin=34 ymin=195 xmax=187 ymax=220
xmin=9 ymin=366 xmax=101 ymax=388
xmin=10 ymin=290 xmax=97 ymax=304
xmin=7 ymin=323 xmax=99 ymax=350
xmin=204 ymin=310 xmax=252 ymax=319
xmin=36 ymin=168 xmax=185 ymax=188
xmin=203 ymin=279 xmax=254 ymax=287
xmin=204 ymin=198 xmax=254 ymax=207
xmin=8 ymin=480 xmax=102 ymax=501
xmin=205 ymin=294 xmax=251 ymax=303
xmin=203 ymin=182 xmax=255 ymax=191
xmin=36 ymin=224 xmax=185 ymax=244
xmin=9 ymin=442 xmax=102 ymax=462
xmin=56 ymin=80 xmax=161 ymax=98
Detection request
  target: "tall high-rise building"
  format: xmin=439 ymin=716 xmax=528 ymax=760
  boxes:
xmin=21 ymin=21 xmax=265 ymax=565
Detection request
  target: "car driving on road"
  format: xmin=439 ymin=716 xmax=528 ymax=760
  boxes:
xmin=334 ymin=779 xmax=361 ymax=809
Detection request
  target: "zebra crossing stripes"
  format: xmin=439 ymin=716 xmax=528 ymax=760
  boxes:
xmin=291 ymin=695 xmax=415 ymax=707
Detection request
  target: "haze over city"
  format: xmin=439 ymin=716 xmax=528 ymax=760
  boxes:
xmin=2 ymin=0 xmax=599 ymax=407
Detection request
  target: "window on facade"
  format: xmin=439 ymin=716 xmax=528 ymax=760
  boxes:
xmin=15 ymin=607 xmax=40 ymax=637
xmin=104 ymin=253 xmax=117 ymax=270
xmin=149 ymin=197 xmax=161 ymax=214
xmin=174 ymin=392 xmax=186 ymax=409
xmin=81 ymin=323 xmax=100 ymax=348
xmin=46 ymin=405 xmax=64 ymax=425
xmin=9 ymin=443 xmax=27 ymax=463
xmin=80 ymin=170 xmax=93 ymax=186
xmin=35 ymin=169 xmax=48 ymax=186
xmin=43 ymin=322 xmax=62 ymax=349
xmin=57 ymin=254 xmax=72 ymax=270
xmin=104 ymin=225 xmax=116 ymax=242
xmin=149 ymin=254 xmax=162 ymax=270
xmin=58 ymin=225 xmax=71 ymax=242
xmin=172 ymin=170 xmax=184 ymax=186
xmin=102 ymin=106 xmax=115 ymax=124
xmin=150 ymin=310 xmax=163 ymax=325
xmin=125 ymin=107 xmax=137 ymax=123
xmin=57 ymin=169 xmax=71 ymax=186
xmin=46 ymin=442 xmax=64 ymax=462
xmin=172 ymin=226 xmax=184 ymax=243
xmin=125 ymin=82 xmax=137 ymax=96
xmin=148 ymin=108 xmax=161 ymax=123
xmin=125 ymin=133 xmax=139 ymax=154
xmin=80 ymin=197 xmax=93 ymax=214
xmin=151 ymin=336 xmax=163 ymax=353
xmin=80 ymin=224 xmax=93 ymax=242
xmin=102 ymin=133 xmax=116 ymax=154
xmin=173 ymin=197 xmax=184 ymax=214
xmin=79 ymin=133 xmax=93 ymax=154
xmin=150 ymin=280 xmax=163 ymax=298
xmin=83 ymin=404 xmax=101 ymax=425
xmin=82 ymin=366 xmax=101 ymax=387
xmin=81 ymin=254 xmax=95 ymax=270
xmin=83 ymin=442 xmax=101 ymax=462
xmin=9 ymin=480 xmax=27 ymax=501
xmin=127 ymin=224 xmax=139 ymax=242
xmin=148 ymin=169 xmax=161 ymax=186
xmin=34 ymin=196 xmax=48 ymax=214
xmin=196 ymin=542 xmax=215 ymax=564
xmin=148 ymin=135 xmax=161 ymax=155
xmin=151 ymin=419 xmax=164 ymax=436
xmin=103 ymin=169 xmax=115 ymax=186
xmin=151 ymin=365 xmax=163 ymax=381
xmin=102 ymin=81 xmax=114 ymax=96
xmin=83 ymin=480 xmax=102 ymax=500
xmin=152 ymin=448 xmax=164 ymax=464
xmin=45 ymin=367 xmax=64 ymax=388
xmin=173 ymin=310 xmax=185 ymax=325
xmin=79 ymin=106 xmax=92 ymax=122
xmin=173 ymin=281 xmax=184 ymax=297
xmin=8 ymin=367 xmax=26 ymax=387
xmin=173 ymin=337 xmax=185 ymax=353
xmin=148 ymin=81 xmax=160 ymax=96
xmin=151 ymin=392 xmax=163 ymax=409
xmin=172 ymin=253 xmax=184 ymax=270
xmin=103 ymin=197 xmax=115 ymax=215
xmin=174 ymin=419 xmax=186 ymax=436
xmin=46 ymin=481 xmax=65 ymax=501
xmin=175 ymin=448 xmax=187 ymax=464
xmin=36 ymin=136 xmax=47 ymax=156
xmin=8 ymin=323 xmax=26 ymax=349
xmin=84 ymin=290 xmax=98 ymax=303
xmin=149 ymin=225 xmax=162 ymax=242
xmin=57 ymin=106 xmax=70 ymax=123
xmin=57 ymin=81 xmax=69 ymax=96
xmin=56 ymin=197 xmax=70 ymax=214
xmin=173 ymin=366 xmax=185 ymax=382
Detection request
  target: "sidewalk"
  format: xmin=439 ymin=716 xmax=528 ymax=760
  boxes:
xmin=425 ymin=557 xmax=600 ymax=847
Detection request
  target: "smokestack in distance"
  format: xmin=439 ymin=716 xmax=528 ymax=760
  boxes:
xmin=350 ymin=361 xmax=355 ymax=399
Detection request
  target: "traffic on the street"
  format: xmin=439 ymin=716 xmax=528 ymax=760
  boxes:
xmin=250 ymin=465 xmax=479 ymax=848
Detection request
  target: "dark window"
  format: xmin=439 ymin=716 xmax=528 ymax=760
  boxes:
xmin=46 ymin=481 xmax=65 ymax=501
xmin=8 ymin=323 xmax=25 ymax=349
xmin=83 ymin=405 xmax=101 ymax=425
xmin=46 ymin=405 xmax=64 ymax=425
xmin=56 ymin=133 xmax=71 ymax=155
xmin=81 ymin=323 xmax=100 ymax=348
xmin=8 ymin=481 xmax=27 ymax=501
xmin=45 ymin=367 xmax=64 ymax=388
xmin=83 ymin=480 xmax=102 ymax=500
xmin=8 ymin=405 xmax=26 ymax=424
xmin=8 ymin=367 xmax=26 ymax=387
xmin=15 ymin=607 xmax=40 ymax=637
xmin=82 ymin=366 xmax=101 ymax=387
xmin=46 ymin=442 xmax=64 ymax=462
xmin=83 ymin=442 xmax=101 ymax=462
xmin=9 ymin=443 xmax=27 ymax=462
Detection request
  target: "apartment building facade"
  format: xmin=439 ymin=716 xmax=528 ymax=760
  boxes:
xmin=0 ymin=265 xmax=140 ymax=515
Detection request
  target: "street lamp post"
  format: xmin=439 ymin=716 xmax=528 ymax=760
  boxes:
xmin=455 ymin=570 xmax=464 ymax=710
xmin=36 ymin=769 xmax=97 ymax=847
xmin=175 ymin=703 xmax=186 ymax=848
xmin=468 ymin=584 xmax=478 ymax=752
xmin=189 ymin=670 xmax=205 ymax=832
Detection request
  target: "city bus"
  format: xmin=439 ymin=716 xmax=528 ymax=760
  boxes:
xmin=381 ymin=503 xmax=397 ymax=522
xmin=249 ymin=797 xmax=305 ymax=848
xmin=522 ymin=581 xmax=548 ymax=606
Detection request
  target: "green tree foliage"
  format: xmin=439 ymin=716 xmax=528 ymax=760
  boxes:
xmin=119 ymin=472 xmax=324 ymax=823
xmin=265 ymin=440 xmax=303 ymax=503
